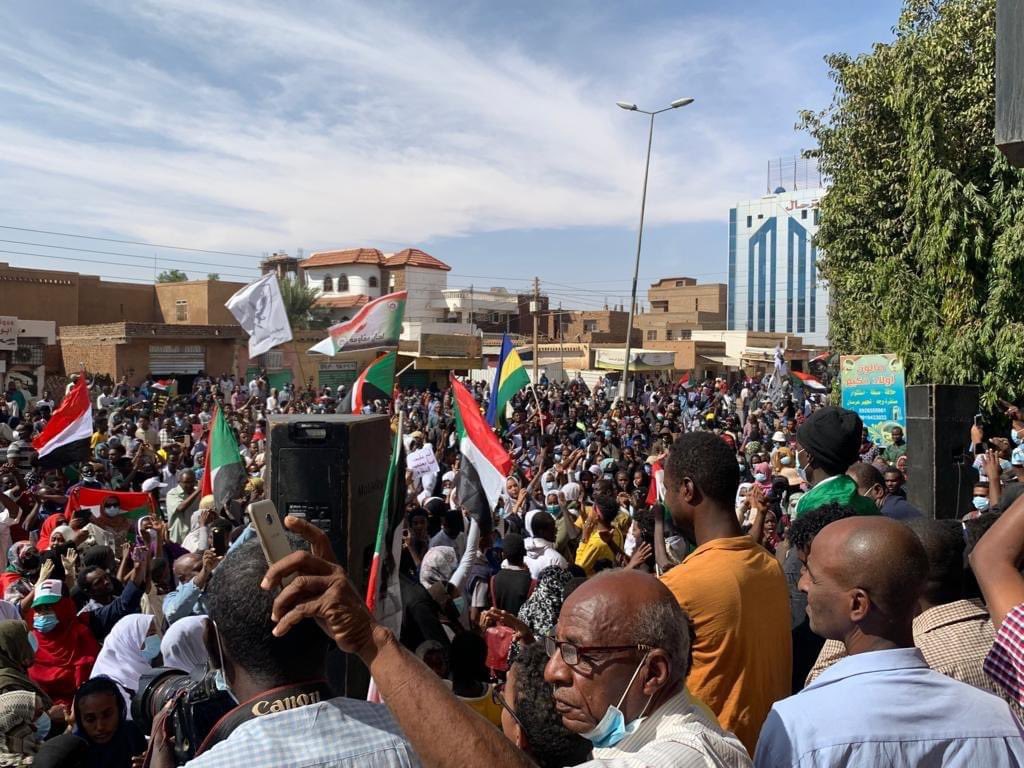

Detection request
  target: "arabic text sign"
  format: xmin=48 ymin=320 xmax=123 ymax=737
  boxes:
xmin=407 ymin=445 xmax=440 ymax=480
xmin=0 ymin=317 xmax=16 ymax=351
xmin=840 ymin=354 xmax=906 ymax=448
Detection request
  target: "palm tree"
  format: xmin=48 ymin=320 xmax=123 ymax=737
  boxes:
xmin=278 ymin=276 xmax=330 ymax=329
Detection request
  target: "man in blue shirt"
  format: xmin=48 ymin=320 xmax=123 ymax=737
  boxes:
xmin=755 ymin=516 xmax=1024 ymax=767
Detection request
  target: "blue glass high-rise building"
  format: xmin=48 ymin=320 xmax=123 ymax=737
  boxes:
xmin=727 ymin=187 xmax=829 ymax=346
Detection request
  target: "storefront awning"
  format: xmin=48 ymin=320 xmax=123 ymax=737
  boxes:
xmin=594 ymin=349 xmax=675 ymax=371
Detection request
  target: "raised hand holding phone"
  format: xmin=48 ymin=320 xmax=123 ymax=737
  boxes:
xmin=249 ymin=500 xmax=296 ymax=586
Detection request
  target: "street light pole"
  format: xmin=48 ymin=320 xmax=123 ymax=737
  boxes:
xmin=616 ymin=97 xmax=694 ymax=401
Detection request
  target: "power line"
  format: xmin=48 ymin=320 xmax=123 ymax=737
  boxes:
xmin=0 ymin=224 xmax=264 ymax=259
xmin=0 ymin=249 xmax=255 ymax=281
xmin=0 ymin=238 xmax=260 ymax=275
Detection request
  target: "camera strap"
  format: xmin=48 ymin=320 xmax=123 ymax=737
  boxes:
xmin=195 ymin=678 xmax=333 ymax=756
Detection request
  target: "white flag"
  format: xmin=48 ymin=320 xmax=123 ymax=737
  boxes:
xmin=225 ymin=273 xmax=293 ymax=358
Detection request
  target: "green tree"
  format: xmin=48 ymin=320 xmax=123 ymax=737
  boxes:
xmin=207 ymin=273 xmax=220 ymax=281
xmin=278 ymin=275 xmax=330 ymax=329
xmin=156 ymin=269 xmax=188 ymax=283
xmin=801 ymin=0 xmax=1024 ymax=407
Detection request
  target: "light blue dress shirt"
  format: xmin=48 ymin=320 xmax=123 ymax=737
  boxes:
xmin=755 ymin=647 xmax=1024 ymax=767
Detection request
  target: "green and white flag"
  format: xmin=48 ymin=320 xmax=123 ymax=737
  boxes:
xmin=200 ymin=406 xmax=246 ymax=509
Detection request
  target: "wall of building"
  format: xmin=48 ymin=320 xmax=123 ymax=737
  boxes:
xmin=78 ymin=277 xmax=157 ymax=325
xmin=647 ymin=279 xmax=727 ymax=316
xmin=561 ymin=310 xmax=642 ymax=346
xmin=302 ymin=264 xmax=382 ymax=298
xmin=728 ymin=187 xmax=829 ymax=345
xmin=401 ymin=267 xmax=447 ymax=322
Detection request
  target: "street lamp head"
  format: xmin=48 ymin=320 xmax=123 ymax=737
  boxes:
xmin=670 ymin=97 xmax=695 ymax=109
xmin=616 ymin=101 xmax=638 ymax=111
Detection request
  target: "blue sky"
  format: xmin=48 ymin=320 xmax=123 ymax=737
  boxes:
xmin=0 ymin=0 xmax=902 ymax=310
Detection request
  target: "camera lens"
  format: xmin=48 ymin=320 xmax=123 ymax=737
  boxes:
xmin=132 ymin=668 xmax=193 ymax=731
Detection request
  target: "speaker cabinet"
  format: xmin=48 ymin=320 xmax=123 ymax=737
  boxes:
xmin=997 ymin=0 xmax=1024 ymax=166
xmin=266 ymin=414 xmax=391 ymax=587
xmin=905 ymin=385 xmax=979 ymax=519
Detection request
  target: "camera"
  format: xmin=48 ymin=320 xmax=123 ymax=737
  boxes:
xmin=132 ymin=668 xmax=235 ymax=764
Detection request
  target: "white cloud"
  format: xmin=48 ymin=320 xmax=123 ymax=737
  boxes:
xmin=0 ymin=1 xmax=828 ymax=257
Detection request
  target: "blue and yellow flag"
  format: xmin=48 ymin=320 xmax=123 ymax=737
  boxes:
xmin=486 ymin=334 xmax=530 ymax=426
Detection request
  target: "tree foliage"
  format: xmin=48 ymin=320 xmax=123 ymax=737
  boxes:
xmin=278 ymin=276 xmax=330 ymax=330
xmin=801 ymin=0 xmax=1024 ymax=407
xmin=156 ymin=269 xmax=188 ymax=283
xmin=207 ymin=273 xmax=220 ymax=281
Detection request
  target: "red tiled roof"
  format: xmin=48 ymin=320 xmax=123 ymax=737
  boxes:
xmin=384 ymin=248 xmax=451 ymax=271
xmin=315 ymin=294 xmax=371 ymax=309
xmin=302 ymin=248 xmax=385 ymax=268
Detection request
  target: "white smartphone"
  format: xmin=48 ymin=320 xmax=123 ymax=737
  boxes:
xmin=248 ymin=499 xmax=295 ymax=585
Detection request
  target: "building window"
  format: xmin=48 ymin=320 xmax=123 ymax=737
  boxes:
xmin=814 ymin=208 xmax=820 ymax=226
xmin=175 ymin=300 xmax=188 ymax=321
xmin=757 ymin=214 xmax=764 ymax=219
xmin=675 ymin=280 xmax=685 ymax=287
xmin=369 ymin=275 xmax=378 ymax=288
xmin=388 ymin=274 xmax=396 ymax=291
xmin=666 ymin=329 xmax=674 ymax=341
xmin=489 ymin=312 xmax=499 ymax=323
xmin=338 ymin=274 xmax=349 ymax=292
xmin=646 ymin=330 xmax=657 ymax=341
xmin=583 ymin=320 xmax=598 ymax=332
xmin=323 ymin=275 xmax=333 ymax=292
xmin=801 ymin=209 xmax=808 ymax=220
xmin=746 ymin=215 xmax=752 ymax=228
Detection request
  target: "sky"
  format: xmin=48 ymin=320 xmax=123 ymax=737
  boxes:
xmin=0 ymin=0 xmax=903 ymax=311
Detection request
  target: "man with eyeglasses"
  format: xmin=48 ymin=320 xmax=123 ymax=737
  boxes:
xmin=262 ymin=517 xmax=752 ymax=768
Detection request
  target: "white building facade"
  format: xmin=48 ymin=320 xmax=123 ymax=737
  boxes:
xmin=727 ymin=187 xmax=829 ymax=346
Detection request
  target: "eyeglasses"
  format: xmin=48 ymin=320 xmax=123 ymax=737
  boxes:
xmin=491 ymin=682 xmax=523 ymax=728
xmin=543 ymin=636 xmax=650 ymax=670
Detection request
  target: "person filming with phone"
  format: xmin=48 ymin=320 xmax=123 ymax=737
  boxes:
xmin=146 ymin=530 xmax=419 ymax=767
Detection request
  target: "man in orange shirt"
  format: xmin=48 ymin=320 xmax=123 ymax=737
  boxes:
xmin=660 ymin=432 xmax=792 ymax=755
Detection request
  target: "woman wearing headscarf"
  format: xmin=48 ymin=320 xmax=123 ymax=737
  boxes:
xmin=70 ymin=677 xmax=145 ymax=768
xmin=505 ymin=565 xmax=575 ymax=663
xmin=160 ymin=616 xmax=208 ymax=675
xmin=0 ymin=545 xmax=37 ymax=602
xmin=0 ymin=622 xmax=51 ymax=726
xmin=89 ymin=615 xmax=159 ymax=715
xmin=0 ymin=691 xmax=45 ymax=766
xmin=28 ymin=580 xmax=99 ymax=709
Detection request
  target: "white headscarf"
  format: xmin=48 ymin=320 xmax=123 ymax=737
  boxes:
xmin=561 ymin=482 xmax=582 ymax=502
xmin=90 ymin=614 xmax=155 ymax=713
xmin=161 ymin=616 xmax=209 ymax=675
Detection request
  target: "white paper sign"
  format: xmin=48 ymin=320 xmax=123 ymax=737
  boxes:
xmin=0 ymin=317 xmax=16 ymax=351
xmin=407 ymin=445 xmax=440 ymax=479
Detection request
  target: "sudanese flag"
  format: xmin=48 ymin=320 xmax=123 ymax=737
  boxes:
xmin=32 ymin=375 xmax=92 ymax=469
xmin=200 ymin=406 xmax=245 ymax=510
xmin=350 ymin=351 xmax=397 ymax=413
xmin=450 ymin=375 xmax=511 ymax=521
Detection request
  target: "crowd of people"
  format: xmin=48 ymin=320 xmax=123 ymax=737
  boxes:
xmin=0 ymin=368 xmax=1022 ymax=766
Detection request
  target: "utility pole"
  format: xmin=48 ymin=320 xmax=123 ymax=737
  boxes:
xmin=532 ymin=276 xmax=540 ymax=385
xmin=469 ymin=284 xmax=474 ymax=327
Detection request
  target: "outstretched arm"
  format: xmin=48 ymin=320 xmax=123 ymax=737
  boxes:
xmin=970 ymin=492 xmax=1024 ymax=628
xmin=263 ymin=517 xmax=537 ymax=768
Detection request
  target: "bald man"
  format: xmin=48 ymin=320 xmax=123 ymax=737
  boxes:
xmin=259 ymin=518 xmax=753 ymax=768
xmin=755 ymin=517 xmax=1024 ymax=767
xmin=544 ymin=570 xmax=749 ymax=765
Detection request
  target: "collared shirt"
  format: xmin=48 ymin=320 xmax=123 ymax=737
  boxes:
xmin=986 ymin=601 xmax=1024 ymax=705
xmin=756 ymin=647 xmax=1024 ymax=768
xmin=163 ymin=579 xmax=207 ymax=625
xmin=185 ymin=695 xmax=420 ymax=768
xmin=579 ymin=689 xmax=751 ymax=767
xmin=808 ymin=599 xmax=1024 ymax=717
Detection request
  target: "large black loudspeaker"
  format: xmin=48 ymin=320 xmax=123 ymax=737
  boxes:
xmin=997 ymin=0 xmax=1024 ymax=166
xmin=266 ymin=414 xmax=391 ymax=585
xmin=905 ymin=385 xmax=978 ymax=519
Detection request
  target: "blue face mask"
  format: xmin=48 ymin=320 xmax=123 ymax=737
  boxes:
xmin=34 ymin=712 xmax=50 ymax=741
xmin=33 ymin=614 xmax=58 ymax=634
xmin=796 ymin=451 xmax=810 ymax=484
xmin=26 ymin=632 xmax=37 ymax=654
xmin=1013 ymin=430 xmax=1022 ymax=446
xmin=546 ymin=504 xmax=561 ymax=517
xmin=452 ymin=596 xmax=467 ymax=615
xmin=972 ymin=496 xmax=990 ymax=512
xmin=754 ymin=472 xmax=767 ymax=483
xmin=141 ymin=634 xmax=162 ymax=662
xmin=581 ymin=655 xmax=653 ymax=749
xmin=780 ymin=456 xmax=793 ymax=467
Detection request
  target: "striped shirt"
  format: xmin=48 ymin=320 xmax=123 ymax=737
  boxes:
xmin=581 ymin=689 xmax=751 ymax=767
xmin=185 ymin=695 xmax=420 ymax=768
xmin=985 ymin=601 xmax=1024 ymax=705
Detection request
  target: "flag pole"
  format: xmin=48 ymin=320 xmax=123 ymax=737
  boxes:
xmin=365 ymin=412 xmax=403 ymax=612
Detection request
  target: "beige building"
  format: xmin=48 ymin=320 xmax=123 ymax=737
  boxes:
xmin=636 ymin=277 xmax=727 ymax=344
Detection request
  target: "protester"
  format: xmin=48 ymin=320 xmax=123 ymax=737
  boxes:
xmin=0 ymin=690 xmax=44 ymax=766
xmin=71 ymin=676 xmax=146 ymax=768
xmin=88 ymin=614 xmax=160 ymax=713
xmin=793 ymin=407 xmax=877 ymax=518
xmin=755 ymin=516 xmax=1024 ymax=766
xmin=147 ymin=534 xmax=419 ymax=767
xmin=659 ymin=432 xmax=790 ymax=754
xmin=28 ymin=579 xmax=99 ymax=709
xmin=846 ymin=461 xmax=922 ymax=520
xmin=160 ymin=615 xmax=210 ymax=675
xmin=261 ymin=518 xmax=752 ymax=768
